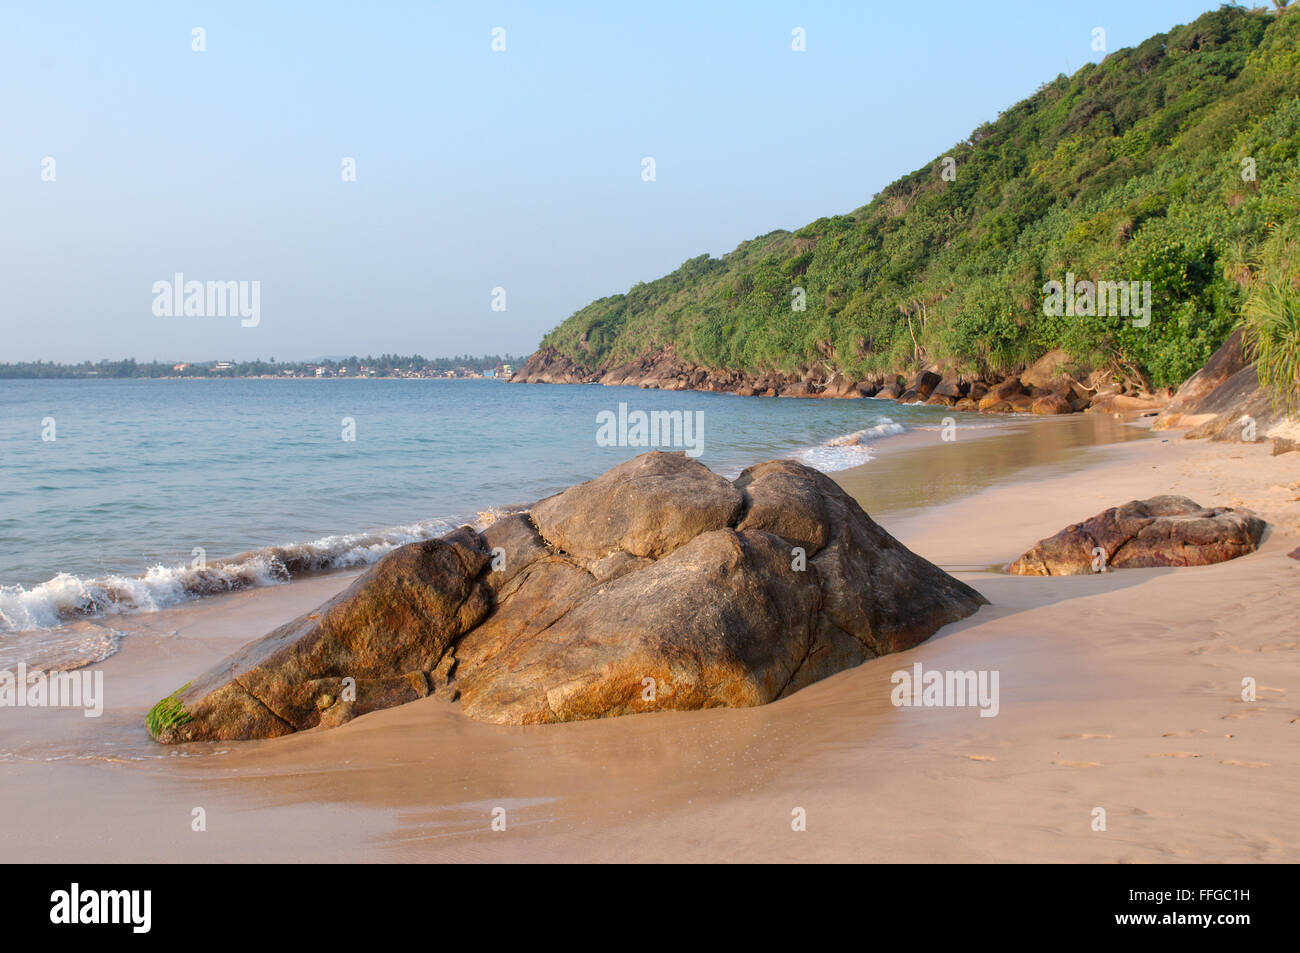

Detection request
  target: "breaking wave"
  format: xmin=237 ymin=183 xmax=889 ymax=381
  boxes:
xmin=0 ymin=515 xmax=516 ymax=634
xmin=793 ymin=418 xmax=907 ymax=471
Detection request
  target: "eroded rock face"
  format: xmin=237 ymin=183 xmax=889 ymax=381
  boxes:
xmin=1007 ymin=496 xmax=1265 ymax=576
xmin=149 ymin=453 xmax=987 ymax=740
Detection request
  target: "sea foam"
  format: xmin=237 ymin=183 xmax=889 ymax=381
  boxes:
xmin=0 ymin=517 xmax=471 ymax=634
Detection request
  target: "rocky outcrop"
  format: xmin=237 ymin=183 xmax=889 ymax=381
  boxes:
xmin=1007 ymin=496 xmax=1266 ymax=576
xmin=1153 ymin=329 xmax=1247 ymax=430
xmin=1152 ymin=329 xmax=1298 ymax=449
xmin=510 ymin=346 xmax=1170 ymax=418
xmin=149 ymin=453 xmax=987 ymax=740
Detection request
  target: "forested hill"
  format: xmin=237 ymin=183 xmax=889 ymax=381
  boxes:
xmin=526 ymin=5 xmax=1300 ymax=391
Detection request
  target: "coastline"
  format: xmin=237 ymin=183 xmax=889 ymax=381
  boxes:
xmin=3 ymin=413 xmax=1295 ymax=861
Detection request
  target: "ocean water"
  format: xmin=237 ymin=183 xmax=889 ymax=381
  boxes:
xmin=0 ymin=378 xmax=961 ymax=643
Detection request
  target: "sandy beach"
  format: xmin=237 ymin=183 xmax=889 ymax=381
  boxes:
xmin=2 ymin=413 xmax=1296 ymax=863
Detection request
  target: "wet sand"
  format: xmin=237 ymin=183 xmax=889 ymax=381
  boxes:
xmin=2 ymin=414 xmax=1297 ymax=862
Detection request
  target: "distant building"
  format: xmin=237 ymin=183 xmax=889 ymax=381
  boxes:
xmin=213 ymin=362 xmax=234 ymax=371
xmin=172 ymin=362 xmax=188 ymax=372
xmin=502 ymin=364 xmax=515 ymax=377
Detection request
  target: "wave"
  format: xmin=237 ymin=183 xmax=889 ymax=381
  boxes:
xmin=0 ymin=514 xmax=522 ymax=635
xmin=793 ymin=418 xmax=907 ymax=471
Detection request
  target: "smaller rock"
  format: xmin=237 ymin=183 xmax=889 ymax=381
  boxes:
xmin=1008 ymin=496 xmax=1265 ymax=575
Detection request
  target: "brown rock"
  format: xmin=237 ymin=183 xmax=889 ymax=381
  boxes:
xmin=1087 ymin=392 xmax=1169 ymax=415
xmin=530 ymin=451 xmax=743 ymax=561
xmin=734 ymin=459 xmax=831 ymax=554
xmin=459 ymin=461 xmax=986 ymax=724
xmin=1007 ymin=496 xmax=1265 ymax=576
xmin=1020 ymin=349 xmax=1084 ymax=391
xmin=147 ymin=528 xmax=492 ymax=742
xmin=978 ymin=377 xmax=1024 ymax=411
xmin=822 ymin=373 xmax=860 ymax=398
xmin=1031 ymin=393 xmax=1073 ymax=415
xmin=906 ymin=370 xmax=943 ymax=400
xmin=932 ymin=372 xmax=967 ymax=399
xmin=1152 ymin=330 xmax=1246 ymax=430
xmin=457 ymin=529 xmax=823 ymax=724
xmin=150 ymin=454 xmax=988 ymax=739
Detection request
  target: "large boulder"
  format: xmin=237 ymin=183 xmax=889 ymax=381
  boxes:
xmin=148 ymin=453 xmax=988 ymax=739
xmin=1007 ymin=496 xmax=1265 ymax=576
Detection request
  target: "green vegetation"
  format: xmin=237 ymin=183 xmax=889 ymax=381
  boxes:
xmin=145 ymin=684 xmax=194 ymax=737
xmin=538 ymin=6 xmax=1300 ymax=390
xmin=1242 ymin=280 xmax=1300 ymax=413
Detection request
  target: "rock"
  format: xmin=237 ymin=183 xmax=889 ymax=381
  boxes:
xmin=1020 ymin=349 xmax=1084 ymax=391
xmin=953 ymin=397 xmax=979 ymax=413
xmin=1149 ymin=328 xmax=1300 ymax=443
xmin=480 ymin=513 xmax=549 ymax=592
xmin=1087 ymin=392 xmax=1169 ymax=415
xmin=1289 ymin=546 xmax=1300 ymax=561
xmin=457 ymin=529 xmax=823 ymax=724
xmin=1007 ymin=496 xmax=1265 ymax=576
xmin=1273 ymin=437 xmax=1298 ymax=456
xmin=529 ymin=451 xmax=743 ymax=562
xmin=978 ymin=377 xmax=1024 ymax=411
xmin=906 ymin=370 xmax=942 ymax=400
xmin=150 ymin=453 xmax=987 ymax=739
xmin=1153 ymin=330 xmax=1246 ymax=430
xmin=147 ymin=528 xmax=493 ymax=742
xmin=1031 ymin=393 xmax=1073 ymax=415
xmin=822 ymin=373 xmax=860 ymax=398
xmin=457 ymin=460 xmax=986 ymax=724
xmin=734 ymin=459 xmax=831 ymax=554
xmin=932 ymin=373 xmax=967 ymax=399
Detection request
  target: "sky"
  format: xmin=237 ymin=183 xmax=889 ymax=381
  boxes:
xmin=1 ymin=0 xmax=1228 ymax=364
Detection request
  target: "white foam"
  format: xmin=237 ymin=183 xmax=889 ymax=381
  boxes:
xmin=0 ymin=517 xmax=461 ymax=634
xmin=794 ymin=418 xmax=906 ymax=471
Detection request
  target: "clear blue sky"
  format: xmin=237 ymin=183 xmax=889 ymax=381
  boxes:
xmin=1 ymin=0 xmax=1224 ymax=363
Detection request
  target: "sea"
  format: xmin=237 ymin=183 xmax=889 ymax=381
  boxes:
xmin=0 ymin=377 xmax=966 ymax=662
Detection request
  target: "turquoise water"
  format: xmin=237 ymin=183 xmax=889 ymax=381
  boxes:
xmin=0 ymin=378 xmax=957 ymax=633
